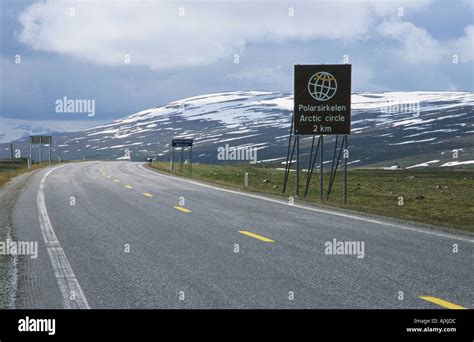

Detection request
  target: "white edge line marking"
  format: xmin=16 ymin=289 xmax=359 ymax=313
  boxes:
xmin=37 ymin=165 xmax=90 ymax=309
xmin=138 ymin=163 xmax=473 ymax=243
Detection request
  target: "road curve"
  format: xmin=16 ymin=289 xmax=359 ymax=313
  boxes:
xmin=9 ymin=161 xmax=474 ymax=309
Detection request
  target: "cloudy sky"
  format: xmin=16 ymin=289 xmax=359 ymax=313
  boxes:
xmin=0 ymin=0 xmax=473 ymax=126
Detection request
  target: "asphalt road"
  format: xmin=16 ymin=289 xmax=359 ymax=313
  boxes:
xmin=9 ymin=161 xmax=474 ymax=309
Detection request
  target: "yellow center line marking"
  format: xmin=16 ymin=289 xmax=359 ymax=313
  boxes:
xmin=238 ymin=230 xmax=274 ymax=243
xmin=174 ymin=206 xmax=192 ymax=213
xmin=143 ymin=192 xmax=154 ymax=197
xmin=114 ymin=179 xmax=120 ymax=183
xmin=125 ymin=185 xmax=133 ymax=189
xmin=419 ymin=296 xmax=466 ymax=310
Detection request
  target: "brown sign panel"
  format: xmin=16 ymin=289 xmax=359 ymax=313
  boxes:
xmin=30 ymin=136 xmax=52 ymax=144
xmin=294 ymin=64 xmax=351 ymax=135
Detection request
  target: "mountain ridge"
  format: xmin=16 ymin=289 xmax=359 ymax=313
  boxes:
xmin=1 ymin=91 xmax=473 ymax=168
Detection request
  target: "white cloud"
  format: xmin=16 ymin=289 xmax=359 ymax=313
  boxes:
xmin=376 ymin=20 xmax=443 ymax=64
xmin=227 ymin=65 xmax=286 ymax=83
xmin=453 ymin=25 xmax=474 ymax=62
xmin=17 ymin=0 xmax=471 ymax=74
xmin=370 ymin=0 xmax=432 ymax=16
xmin=376 ymin=20 xmax=474 ymax=66
xmin=15 ymin=0 xmax=409 ymax=70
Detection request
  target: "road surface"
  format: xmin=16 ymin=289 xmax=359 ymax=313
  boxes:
xmin=7 ymin=161 xmax=474 ymax=309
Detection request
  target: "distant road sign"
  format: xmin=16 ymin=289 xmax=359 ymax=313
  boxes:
xmin=172 ymin=139 xmax=193 ymax=147
xmin=294 ymin=64 xmax=351 ymax=135
xmin=30 ymin=136 xmax=52 ymax=144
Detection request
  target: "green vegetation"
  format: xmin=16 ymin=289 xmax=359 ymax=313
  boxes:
xmin=149 ymin=162 xmax=474 ymax=233
xmin=0 ymin=159 xmax=48 ymax=188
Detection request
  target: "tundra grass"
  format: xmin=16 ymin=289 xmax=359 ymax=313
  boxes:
xmin=149 ymin=162 xmax=474 ymax=233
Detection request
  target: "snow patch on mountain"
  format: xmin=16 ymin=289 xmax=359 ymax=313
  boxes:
xmin=2 ymin=91 xmax=473 ymax=169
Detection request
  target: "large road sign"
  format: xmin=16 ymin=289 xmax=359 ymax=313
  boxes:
xmin=294 ymin=64 xmax=351 ymax=135
xmin=30 ymin=136 xmax=52 ymax=144
xmin=172 ymin=139 xmax=193 ymax=147
xmin=29 ymin=135 xmax=53 ymax=166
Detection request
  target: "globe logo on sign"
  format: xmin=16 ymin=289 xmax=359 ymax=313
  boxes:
xmin=308 ymin=71 xmax=337 ymax=101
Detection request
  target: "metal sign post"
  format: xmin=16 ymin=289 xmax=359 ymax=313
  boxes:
xmin=344 ymin=135 xmax=348 ymax=204
xmin=171 ymin=148 xmax=175 ymax=170
xmin=282 ymin=117 xmax=294 ymax=194
xmin=326 ymin=137 xmax=345 ymax=200
xmin=320 ymin=135 xmax=324 ymax=200
xmin=179 ymin=146 xmax=184 ymax=172
xmin=29 ymin=141 xmax=32 ymax=169
xmin=39 ymin=136 xmax=42 ymax=164
xmin=295 ymin=135 xmax=300 ymax=196
xmin=189 ymin=146 xmax=193 ymax=176
xmin=304 ymin=136 xmax=320 ymax=197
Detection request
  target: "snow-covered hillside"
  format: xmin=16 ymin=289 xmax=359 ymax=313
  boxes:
xmin=2 ymin=91 xmax=473 ymax=168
